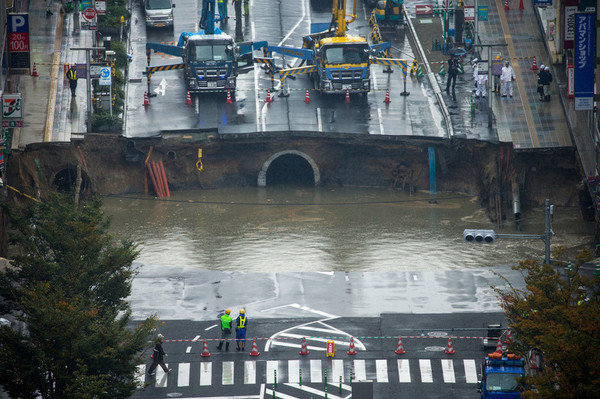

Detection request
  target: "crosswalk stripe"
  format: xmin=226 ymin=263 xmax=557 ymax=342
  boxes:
xmin=222 ymin=361 xmax=234 ymax=385
xmin=155 ymin=364 xmax=169 ymax=387
xmin=288 ymin=360 xmax=300 ymax=383
xmin=376 ymin=359 xmax=389 ymax=383
xmin=244 ymin=361 xmax=256 ymax=384
xmin=178 ymin=362 xmax=190 ymax=386
xmin=441 ymin=359 xmax=455 ymax=383
xmin=419 ymin=359 xmax=433 ymax=383
xmin=266 ymin=360 xmax=278 ymax=384
xmin=331 ymin=359 xmax=344 ymax=382
xmin=283 ymin=383 xmax=347 ymax=399
xmin=200 ymin=362 xmax=212 ymax=386
xmin=398 ymin=359 xmax=411 ymax=383
xmin=464 ymin=359 xmax=478 ymax=383
xmin=310 ymin=359 xmax=322 ymax=383
xmin=135 ymin=365 xmax=146 ymax=387
xmin=354 ymin=359 xmax=367 ymax=381
xmin=264 ymin=389 xmax=298 ymax=399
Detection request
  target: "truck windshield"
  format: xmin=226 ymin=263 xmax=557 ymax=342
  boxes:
xmin=189 ymin=44 xmax=230 ymax=62
xmin=146 ymin=0 xmax=171 ymax=10
xmin=485 ymin=373 xmax=521 ymax=392
xmin=323 ymin=45 xmax=369 ymax=64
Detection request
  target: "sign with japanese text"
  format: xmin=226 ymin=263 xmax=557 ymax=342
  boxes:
xmin=2 ymin=94 xmax=24 ymax=128
xmin=564 ymin=0 xmax=580 ymax=49
xmin=574 ymin=12 xmax=594 ymax=110
xmin=7 ymin=13 xmax=30 ymax=70
xmin=464 ymin=6 xmax=475 ymax=21
xmin=95 ymin=0 xmax=106 ymax=15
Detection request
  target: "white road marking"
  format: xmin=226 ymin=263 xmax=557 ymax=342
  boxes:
xmin=205 ymin=324 xmax=218 ymax=331
xmin=378 ymin=108 xmax=385 ymax=134
xmin=317 ymin=107 xmax=323 ymax=132
xmin=178 ymin=362 xmax=190 ymax=386
xmin=419 ymin=359 xmax=433 ymax=383
xmin=186 ymin=346 xmax=192 ymax=353
xmin=311 ymin=359 xmax=322 ymax=383
xmin=331 ymin=359 xmax=344 ymax=382
xmin=244 ymin=360 xmax=256 ymax=384
xmin=277 ymin=0 xmax=308 ymax=46
xmin=200 ymin=362 xmax=212 ymax=386
xmin=398 ymin=359 xmax=411 ymax=383
xmin=464 ymin=359 xmax=478 ymax=383
xmin=153 ymin=78 xmax=168 ymax=96
xmin=222 ymin=361 xmax=234 ymax=385
xmin=155 ymin=365 xmax=168 ymax=387
xmin=135 ymin=364 xmax=145 ymax=387
xmin=288 ymin=359 xmax=300 ymax=383
xmin=269 ymin=340 xmax=326 ymax=351
xmin=265 ymin=389 xmax=301 ymax=399
xmin=376 ymin=359 xmax=389 ymax=382
xmin=353 ymin=359 xmax=366 ymax=381
xmin=266 ymin=360 xmax=278 ymax=384
xmin=441 ymin=359 xmax=456 ymax=383
xmin=192 ymin=335 xmax=201 ymax=341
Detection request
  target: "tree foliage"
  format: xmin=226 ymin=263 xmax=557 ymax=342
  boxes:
xmin=494 ymin=254 xmax=600 ymax=399
xmin=0 ymin=193 xmax=158 ymax=399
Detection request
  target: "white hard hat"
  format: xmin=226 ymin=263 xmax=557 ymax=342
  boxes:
xmin=545 ymin=66 xmax=549 ymax=71
xmin=157 ymin=333 xmax=164 ymax=340
xmin=539 ymin=64 xmax=545 ymax=69
xmin=472 ymin=58 xmax=478 ymax=63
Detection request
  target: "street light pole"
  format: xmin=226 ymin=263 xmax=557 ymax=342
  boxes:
xmin=70 ymin=47 xmax=105 ymax=133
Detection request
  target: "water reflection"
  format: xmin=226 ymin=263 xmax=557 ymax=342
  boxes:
xmin=103 ymin=187 xmax=593 ymax=272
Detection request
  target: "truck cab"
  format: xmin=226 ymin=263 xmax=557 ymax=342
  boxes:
xmin=479 ymin=356 xmax=524 ymax=399
xmin=144 ymin=0 xmax=175 ymax=28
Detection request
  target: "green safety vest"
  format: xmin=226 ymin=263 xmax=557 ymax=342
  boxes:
xmin=67 ymin=69 xmax=77 ymax=80
xmin=220 ymin=314 xmax=232 ymax=330
xmin=238 ymin=315 xmax=246 ymax=328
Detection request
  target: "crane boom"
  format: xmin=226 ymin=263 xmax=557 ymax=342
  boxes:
xmin=332 ymin=0 xmax=357 ymax=37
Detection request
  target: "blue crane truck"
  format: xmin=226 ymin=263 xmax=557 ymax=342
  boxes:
xmin=479 ymin=355 xmax=525 ymax=398
xmin=144 ymin=0 xmax=266 ymax=98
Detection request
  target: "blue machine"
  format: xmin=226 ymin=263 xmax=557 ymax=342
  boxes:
xmin=479 ymin=356 xmax=525 ymax=398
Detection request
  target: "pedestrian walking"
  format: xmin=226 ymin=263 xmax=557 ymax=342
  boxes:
xmin=475 ymin=73 xmax=488 ymax=99
xmin=542 ymin=66 xmax=552 ymax=102
xmin=216 ymin=309 xmax=233 ymax=351
xmin=66 ymin=66 xmax=78 ymax=96
xmin=445 ymin=54 xmax=459 ymax=98
xmin=235 ymin=309 xmax=248 ymax=351
xmin=148 ymin=334 xmax=171 ymax=375
xmin=501 ymin=61 xmax=516 ymax=98
xmin=537 ymin=64 xmax=545 ymax=101
xmin=472 ymin=59 xmax=479 ymax=90
xmin=218 ymin=0 xmax=228 ymax=20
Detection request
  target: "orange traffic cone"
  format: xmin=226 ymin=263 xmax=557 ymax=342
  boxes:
xmin=265 ymin=89 xmax=273 ymax=103
xmin=504 ymin=0 xmax=509 ymax=10
xmin=249 ymin=338 xmax=260 ymax=356
xmin=304 ymin=88 xmax=311 ymax=103
xmin=31 ymin=63 xmax=39 ymax=77
xmin=299 ymin=337 xmax=309 ymax=355
xmin=201 ymin=338 xmax=211 ymax=357
xmin=394 ymin=337 xmax=406 ymax=354
xmin=495 ymin=340 xmax=503 ymax=354
xmin=344 ymin=88 xmax=351 ymax=104
xmin=504 ymin=330 xmax=513 ymax=344
xmin=186 ymin=90 xmax=192 ymax=105
xmin=519 ymin=0 xmax=524 ymax=10
xmin=226 ymin=89 xmax=233 ymax=104
xmin=384 ymin=88 xmax=391 ymax=104
xmin=347 ymin=336 xmax=357 ymax=355
xmin=143 ymin=91 xmax=150 ymax=107
xmin=531 ymin=56 xmax=538 ymax=70
xmin=445 ymin=337 xmax=455 ymax=354
xmin=529 ymin=352 xmax=539 ymax=369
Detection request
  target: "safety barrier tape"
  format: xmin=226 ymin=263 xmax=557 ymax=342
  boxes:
xmin=162 ymin=335 xmax=503 ymax=343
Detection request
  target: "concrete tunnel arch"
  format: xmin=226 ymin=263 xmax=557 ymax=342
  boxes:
xmin=257 ymin=150 xmax=321 ymax=187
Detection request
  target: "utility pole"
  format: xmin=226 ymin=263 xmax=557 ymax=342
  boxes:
xmin=70 ymin=47 xmax=105 ymax=133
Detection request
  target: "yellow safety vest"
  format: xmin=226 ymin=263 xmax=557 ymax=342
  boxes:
xmin=67 ymin=69 xmax=77 ymax=80
xmin=238 ymin=315 xmax=246 ymax=328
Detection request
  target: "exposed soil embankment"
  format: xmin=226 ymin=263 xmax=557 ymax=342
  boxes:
xmin=4 ymin=133 xmax=585 ymax=222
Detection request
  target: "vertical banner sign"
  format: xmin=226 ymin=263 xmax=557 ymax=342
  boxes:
xmin=574 ymin=13 xmax=594 ymax=110
xmin=563 ymin=0 xmax=580 ymax=49
xmin=7 ymin=13 xmax=30 ymax=70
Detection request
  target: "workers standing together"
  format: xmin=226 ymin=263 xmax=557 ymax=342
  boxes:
xmin=235 ymin=309 xmax=248 ymax=351
xmin=216 ymin=309 xmax=233 ymax=351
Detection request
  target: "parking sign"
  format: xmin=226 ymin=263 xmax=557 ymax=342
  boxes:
xmin=99 ymin=66 xmax=112 ymax=86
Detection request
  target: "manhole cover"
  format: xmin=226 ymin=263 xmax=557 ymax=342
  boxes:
xmin=166 ymin=394 xmax=183 ymax=398
xmin=427 ymin=331 xmax=448 ymax=337
xmin=425 ymin=346 xmax=447 ymax=352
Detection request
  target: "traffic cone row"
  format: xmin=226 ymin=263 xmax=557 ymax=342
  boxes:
xmin=445 ymin=337 xmax=455 ymax=354
xmin=31 ymin=62 xmax=38 ymax=77
xmin=438 ymin=63 xmax=446 ymax=76
xmin=347 ymin=336 xmax=357 ymax=355
xmin=383 ymin=88 xmax=391 ymax=104
xmin=226 ymin=89 xmax=233 ymax=104
xmin=201 ymin=338 xmax=211 ymax=357
xmin=249 ymin=338 xmax=260 ymax=356
xmin=531 ymin=56 xmax=538 ymax=70
xmin=299 ymin=337 xmax=309 ymax=355
xmin=304 ymin=88 xmax=311 ymax=103
xmin=344 ymin=88 xmax=351 ymax=104
xmin=143 ymin=91 xmax=150 ymax=107
xmin=186 ymin=90 xmax=192 ymax=105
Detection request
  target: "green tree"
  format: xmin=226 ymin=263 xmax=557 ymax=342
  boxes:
xmin=494 ymin=256 xmax=600 ymax=398
xmin=0 ymin=193 xmax=158 ymax=399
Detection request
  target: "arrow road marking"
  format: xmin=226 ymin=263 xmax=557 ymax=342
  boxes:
xmin=153 ymin=78 xmax=168 ymax=96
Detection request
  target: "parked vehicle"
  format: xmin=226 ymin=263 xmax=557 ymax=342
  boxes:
xmin=144 ymin=0 xmax=175 ymax=28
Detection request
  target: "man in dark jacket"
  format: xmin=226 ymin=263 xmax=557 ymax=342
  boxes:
xmin=148 ymin=334 xmax=171 ymax=375
xmin=542 ymin=66 xmax=552 ymax=102
xmin=445 ymin=54 xmax=459 ymax=99
xmin=66 ymin=66 xmax=78 ymax=96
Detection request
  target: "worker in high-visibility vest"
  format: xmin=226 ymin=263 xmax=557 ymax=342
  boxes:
xmin=235 ymin=309 xmax=248 ymax=351
xmin=217 ymin=0 xmax=228 ymax=20
xmin=66 ymin=66 xmax=78 ymax=96
xmin=216 ymin=309 xmax=233 ymax=351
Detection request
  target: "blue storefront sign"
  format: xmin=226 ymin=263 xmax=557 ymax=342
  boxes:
xmin=533 ymin=0 xmax=552 ymax=5
xmin=574 ymin=12 xmax=595 ymax=110
xmin=478 ymin=6 xmax=488 ymax=21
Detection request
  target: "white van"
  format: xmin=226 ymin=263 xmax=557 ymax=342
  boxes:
xmin=144 ymin=0 xmax=175 ymax=28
